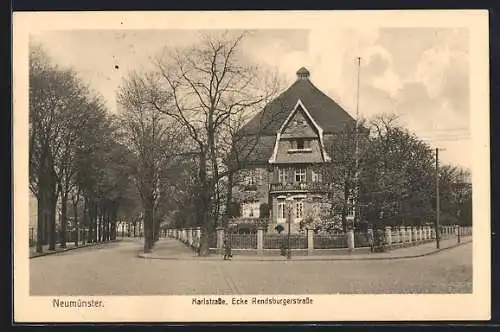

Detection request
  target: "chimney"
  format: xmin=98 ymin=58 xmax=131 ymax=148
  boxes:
xmin=296 ymin=67 xmax=310 ymax=80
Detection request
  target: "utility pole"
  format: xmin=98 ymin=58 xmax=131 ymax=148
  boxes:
xmin=286 ymin=196 xmax=293 ymax=259
xmin=435 ymin=147 xmax=441 ymax=249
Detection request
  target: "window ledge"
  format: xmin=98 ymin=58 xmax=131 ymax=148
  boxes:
xmin=288 ymin=148 xmax=312 ymax=153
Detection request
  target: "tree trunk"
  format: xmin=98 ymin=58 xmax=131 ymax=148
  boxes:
xmin=87 ymin=199 xmax=93 ymax=244
xmin=73 ymin=194 xmax=79 ymax=247
xmin=93 ymin=202 xmax=98 ymax=243
xmin=36 ymin=192 xmax=45 ymax=253
xmin=112 ymin=205 xmax=118 ymax=240
xmin=222 ymin=172 xmax=234 ymax=230
xmin=143 ymin=200 xmax=154 ymax=252
xmin=133 ymin=223 xmax=137 ymax=237
xmin=98 ymin=206 xmax=103 ymax=242
xmin=59 ymin=191 xmax=68 ymax=248
xmin=88 ymin=201 xmax=93 ymax=243
xmin=198 ymin=193 xmax=212 ymax=256
xmin=153 ymin=207 xmax=160 ymax=243
xmin=48 ymin=179 xmax=57 ymax=251
xmin=198 ymin=152 xmax=211 ymax=257
xmin=102 ymin=206 xmax=108 ymax=242
xmin=82 ymin=198 xmax=88 ymax=245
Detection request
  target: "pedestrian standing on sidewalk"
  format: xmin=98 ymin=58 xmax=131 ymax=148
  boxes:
xmin=368 ymin=230 xmax=374 ymax=253
xmin=223 ymin=233 xmax=232 ymax=260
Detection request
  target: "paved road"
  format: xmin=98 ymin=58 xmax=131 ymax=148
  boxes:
xmin=30 ymin=238 xmax=472 ymax=296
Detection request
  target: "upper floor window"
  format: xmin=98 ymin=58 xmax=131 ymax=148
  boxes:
xmin=311 ymin=170 xmax=322 ymax=183
xmin=295 ymin=168 xmax=306 ymax=182
xmin=244 ymin=169 xmax=262 ymax=187
xmin=279 ymin=168 xmax=288 ymax=184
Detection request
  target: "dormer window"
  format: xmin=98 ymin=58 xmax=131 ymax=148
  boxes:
xmin=288 ymin=139 xmax=312 ymax=153
xmin=297 ymin=139 xmax=305 ymax=150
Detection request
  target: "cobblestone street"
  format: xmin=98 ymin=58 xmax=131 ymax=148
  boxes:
xmin=30 ymin=237 xmax=473 ymax=296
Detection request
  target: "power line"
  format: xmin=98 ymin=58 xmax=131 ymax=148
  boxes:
xmin=420 ymin=136 xmax=471 ymax=142
xmin=413 ymin=127 xmax=470 ymax=133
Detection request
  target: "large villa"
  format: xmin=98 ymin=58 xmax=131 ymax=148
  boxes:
xmin=232 ymin=67 xmax=357 ymax=234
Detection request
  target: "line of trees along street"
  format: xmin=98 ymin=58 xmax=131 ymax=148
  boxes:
xmin=29 ymin=45 xmax=137 ymax=253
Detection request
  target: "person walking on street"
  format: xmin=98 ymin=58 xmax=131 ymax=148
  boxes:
xmin=223 ymin=233 xmax=233 ymax=260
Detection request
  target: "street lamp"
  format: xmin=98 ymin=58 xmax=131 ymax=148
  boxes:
xmin=285 ymin=196 xmax=294 ymax=259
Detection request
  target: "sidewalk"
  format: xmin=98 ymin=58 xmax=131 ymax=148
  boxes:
xmin=138 ymin=236 xmax=472 ymax=261
xmin=30 ymin=240 xmax=121 ymax=259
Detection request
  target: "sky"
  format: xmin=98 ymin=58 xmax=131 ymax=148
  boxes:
xmin=30 ymin=28 xmax=470 ymax=170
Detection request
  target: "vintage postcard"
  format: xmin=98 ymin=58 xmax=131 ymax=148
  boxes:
xmin=13 ymin=10 xmax=490 ymax=322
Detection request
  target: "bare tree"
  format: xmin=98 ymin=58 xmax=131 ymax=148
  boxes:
xmin=117 ymin=71 xmax=188 ymax=252
xmin=138 ymin=31 xmax=282 ymax=255
xmin=115 ymin=32 xmax=283 ymax=255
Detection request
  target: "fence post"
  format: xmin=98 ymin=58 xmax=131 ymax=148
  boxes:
xmin=392 ymin=227 xmax=399 ymax=244
xmin=307 ymin=228 xmax=314 ymax=254
xmin=216 ymin=227 xmax=224 ymax=252
xmin=195 ymin=227 xmax=201 ymax=248
xmin=456 ymin=225 xmax=461 ymax=244
xmin=412 ymin=227 xmax=418 ymax=244
xmin=187 ymin=228 xmax=193 ymax=247
xmin=347 ymin=228 xmax=355 ymax=252
xmin=257 ymin=228 xmax=264 ymax=255
xmin=399 ymin=226 xmax=405 ymax=244
xmin=385 ymin=227 xmax=392 ymax=247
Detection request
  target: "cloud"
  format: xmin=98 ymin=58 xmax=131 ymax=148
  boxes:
xmin=30 ymin=28 xmax=471 ymax=169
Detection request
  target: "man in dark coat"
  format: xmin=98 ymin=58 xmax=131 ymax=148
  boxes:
xmin=223 ymin=234 xmax=232 ymax=260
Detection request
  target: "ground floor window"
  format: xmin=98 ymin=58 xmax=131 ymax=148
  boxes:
xmin=295 ymin=201 xmax=303 ymax=219
xmin=278 ymin=202 xmax=286 ymax=220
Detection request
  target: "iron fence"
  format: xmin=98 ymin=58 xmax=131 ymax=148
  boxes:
xmin=228 ymin=234 xmax=258 ymax=249
xmin=263 ymin=234 xmax=307 ymax=249
xmin=208 ymin=233 xmax=217 ymax=249
xmin=354 ymin=232 xmax=371 ymax=248
xmin=313 ymin=234 xmax=347 ymax=249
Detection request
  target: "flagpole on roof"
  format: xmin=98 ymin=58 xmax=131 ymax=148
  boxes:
xmin=353 ymin=57 xmax=361 ymax=228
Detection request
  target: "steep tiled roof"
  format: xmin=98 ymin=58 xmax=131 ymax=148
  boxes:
xmin=240 ymin=135 xmax=276 ymax=166
xmin=240 ymin=68 xmax=356 ymax=136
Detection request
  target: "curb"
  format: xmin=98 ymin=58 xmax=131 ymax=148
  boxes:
xmin=136 ymin=240 xmax=472 ymax=262
xmin=30 ymin=240 xmax=122 ymax=259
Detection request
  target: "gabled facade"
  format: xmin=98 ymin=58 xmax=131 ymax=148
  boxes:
xmin=232 ymin=67 xmax=356 ymax=233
